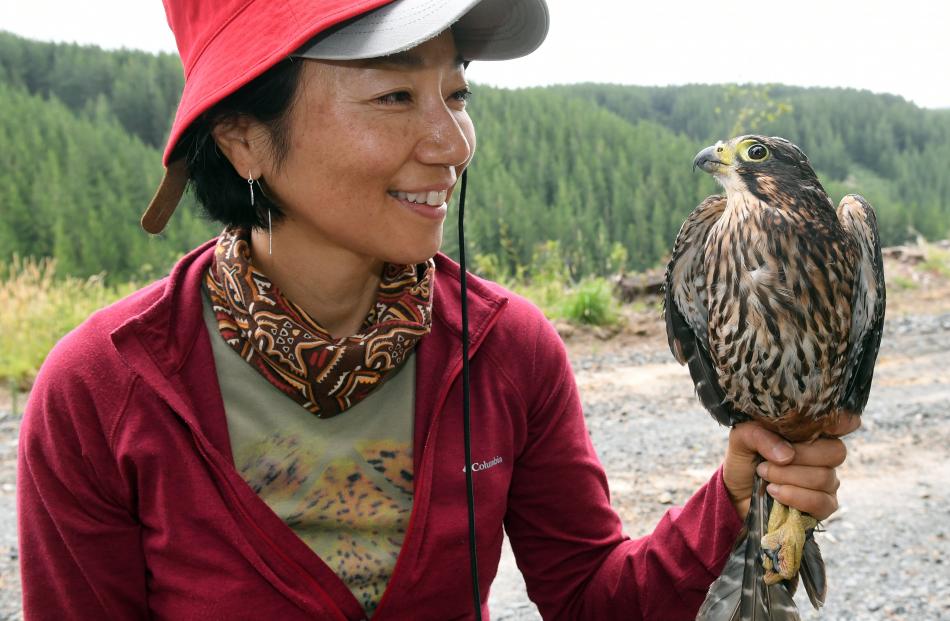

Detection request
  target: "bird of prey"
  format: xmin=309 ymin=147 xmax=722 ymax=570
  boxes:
xmin=663 ymin=135 xmax=885 ymax=618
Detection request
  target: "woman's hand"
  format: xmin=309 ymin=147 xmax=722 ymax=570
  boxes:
xmin=722 ymin=415 xmax=860 ymax=521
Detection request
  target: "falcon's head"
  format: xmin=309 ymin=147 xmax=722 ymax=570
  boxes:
xmin=692 ymin=135 xmax=825 ymax=205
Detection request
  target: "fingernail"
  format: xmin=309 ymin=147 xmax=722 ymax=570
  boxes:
xmin=774 ymin=442 xmax=794 ymax=461
xmin=767 ymin=483 xmax=781 ymax=496
xmin=756 ymin=462 xmax=769 ymax=478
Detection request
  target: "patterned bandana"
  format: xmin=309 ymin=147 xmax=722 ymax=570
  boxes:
xmin=204 ymin=227 xmax=434 ymax=418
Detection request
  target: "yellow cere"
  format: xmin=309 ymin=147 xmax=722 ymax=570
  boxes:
xmin=713 ymin=140 xmax=735 ymax=166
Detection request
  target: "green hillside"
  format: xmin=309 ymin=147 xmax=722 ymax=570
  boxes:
xmin=2 ymin=31 xmax=948 ymax=282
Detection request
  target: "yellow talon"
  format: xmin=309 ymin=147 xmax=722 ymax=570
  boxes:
xmin=760 ymin=503 xmax=818 ymax=585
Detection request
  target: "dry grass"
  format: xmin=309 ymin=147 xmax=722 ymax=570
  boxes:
xmin=0 ymin=256 xmax=135 ymax=389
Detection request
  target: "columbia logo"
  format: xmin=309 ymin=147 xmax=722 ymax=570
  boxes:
xmin=462 ymin=456 xmax=503 ymax=473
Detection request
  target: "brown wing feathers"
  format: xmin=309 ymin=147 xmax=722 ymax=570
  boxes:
xmin=664 ymin=196 xmax=747 ymax=427
xmin=836 ymin=194 xmax=886 ymax=415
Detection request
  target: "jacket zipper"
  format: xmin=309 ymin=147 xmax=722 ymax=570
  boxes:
xmin=372 ymin=301 xmax=507 ymax=619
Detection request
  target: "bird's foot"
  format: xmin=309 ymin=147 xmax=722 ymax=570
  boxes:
xmin=760 ymin=503 xmax=817 ymax=585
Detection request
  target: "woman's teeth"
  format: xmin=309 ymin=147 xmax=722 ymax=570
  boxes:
xmin=390 ymin=190 xmax=447 ymax=206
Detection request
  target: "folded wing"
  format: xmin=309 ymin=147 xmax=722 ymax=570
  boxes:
xmin=664 ymin=195 xmax=746 ymax=427
xmin=836 ymin=194 xmax=886 ymax=415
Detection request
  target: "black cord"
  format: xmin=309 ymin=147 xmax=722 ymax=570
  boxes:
xmin=457 ymin=168 xmax=482 ymax=620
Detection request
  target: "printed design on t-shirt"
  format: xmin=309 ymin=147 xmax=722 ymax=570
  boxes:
xmin=362 ymin=441 xmax=414 ymax=496
xmin=235 ymin=435 xmax=413 ymax=615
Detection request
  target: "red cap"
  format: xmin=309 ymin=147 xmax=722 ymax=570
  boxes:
xmin=162 ymin=0 xmax=391 ymax=167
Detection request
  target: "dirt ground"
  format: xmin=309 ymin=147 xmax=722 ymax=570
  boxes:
xmin=2 ymin=248 xmax=949 ymax=620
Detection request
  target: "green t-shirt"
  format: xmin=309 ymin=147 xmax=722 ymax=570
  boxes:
xmin=202 ymin=293 xmax=414 ymax=616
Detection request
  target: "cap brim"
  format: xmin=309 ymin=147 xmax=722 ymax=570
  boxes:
xmin=141 ymin=159 xmax=189 ymax=235
xmin=295 ymin=0 xmax=548 ymax=61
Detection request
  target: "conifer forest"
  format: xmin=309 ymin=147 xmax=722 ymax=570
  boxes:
xmin=2 ymin=31 xmax=949 ymax=283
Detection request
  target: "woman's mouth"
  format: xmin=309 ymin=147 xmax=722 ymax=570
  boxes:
xmin=388 ymin=189 xmax=448 ymax=221
xmin=388 ymin=189 xmax=448 ymax=206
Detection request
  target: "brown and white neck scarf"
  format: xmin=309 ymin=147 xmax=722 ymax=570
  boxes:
xmin=204 ymin=227 xmax=433 ymax=418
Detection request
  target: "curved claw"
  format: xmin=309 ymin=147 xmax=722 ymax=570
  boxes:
xmin=761 ymin=504 xmax=818 ymax=585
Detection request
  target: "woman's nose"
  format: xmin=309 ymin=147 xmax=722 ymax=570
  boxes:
xmin=415 ymin=104 xmax=473 ymax=169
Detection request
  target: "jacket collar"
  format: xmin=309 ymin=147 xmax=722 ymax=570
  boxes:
xmin=430 ymin=252 xmax=508 ymax=342
xmin=112 ymin=239 xmax=217 ymax=378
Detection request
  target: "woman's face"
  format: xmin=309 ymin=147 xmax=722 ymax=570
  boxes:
xmin=258 ymin=30 xmax=475 ymax=265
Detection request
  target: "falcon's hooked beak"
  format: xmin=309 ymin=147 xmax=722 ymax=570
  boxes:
xmin=693 ymin=142 xmax=734 ymax=174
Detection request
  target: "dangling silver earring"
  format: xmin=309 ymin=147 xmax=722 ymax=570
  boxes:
xmin=249 ymin=171 xmax=272 ymax=256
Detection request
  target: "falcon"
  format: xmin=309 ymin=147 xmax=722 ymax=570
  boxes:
xmin=663 ymin=135 xmax=886 ymax=618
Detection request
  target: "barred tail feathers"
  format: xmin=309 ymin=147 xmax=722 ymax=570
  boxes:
xmin=799 ymin=532 xmax=827 ymax=609
xmin=696 ymin=473 xmax=801 ymax=620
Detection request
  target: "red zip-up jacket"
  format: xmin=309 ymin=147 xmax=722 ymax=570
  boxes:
xmin=18 ymin=241 xmax=742 ymax=620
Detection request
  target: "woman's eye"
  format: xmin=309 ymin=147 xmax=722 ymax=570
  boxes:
xmin=377 ymin=91 xmax=412 ymax=105
xmin=450 ymin=87 xmax=473 ymax=103
xmin=748 ymin=144 xmax=768 ymax=160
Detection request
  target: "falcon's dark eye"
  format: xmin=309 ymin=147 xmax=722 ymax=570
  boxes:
xmin=748 ymin=144 xmax=769 ymax=161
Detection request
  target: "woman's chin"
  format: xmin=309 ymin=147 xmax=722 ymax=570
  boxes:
xmin=380 ymin=234 xmax=443 ymax=266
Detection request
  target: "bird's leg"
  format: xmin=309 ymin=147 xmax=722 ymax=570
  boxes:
xmin=760 ymin=501 xmax=818 ymax=584
xmin=766 ymin=498 xmax=788 ymax=533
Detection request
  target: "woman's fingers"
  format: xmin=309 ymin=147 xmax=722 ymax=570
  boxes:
xmin=757 ymin=462 xmax=840 ymax=494
xmin=728 ymin=422 xmax=795 ymax=465
xmin=787 ymin=437 xmax=848 ymax=468
xmin=723 ymin=421 xmax=852 ymax=521
xmin=765 ymin=482 xmax=839 ymax=521
xmin=758 ymin=437 xmax=848 ymax=520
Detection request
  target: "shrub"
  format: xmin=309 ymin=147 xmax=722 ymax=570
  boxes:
xmin=558 ymin=277 xmax=620 ymax=326
xmin=921 ymin=246 xmax=950 ymax=278
xmin=889 ymin=275 xmax=918 ymax=291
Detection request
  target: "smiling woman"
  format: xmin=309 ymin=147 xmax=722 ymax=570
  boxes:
xmin=17 ymin=1 xmax=852 ymax=620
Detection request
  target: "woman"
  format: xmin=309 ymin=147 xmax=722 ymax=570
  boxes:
xmin=17 ymin=0 xmax=854 ymax=619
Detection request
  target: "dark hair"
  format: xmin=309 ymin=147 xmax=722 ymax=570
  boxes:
xmin=172 ymin=58 xmax=304 ymax=228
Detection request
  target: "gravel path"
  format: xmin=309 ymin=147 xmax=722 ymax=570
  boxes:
xmin=0 ymin=409 xmax=20 ymax=621
xmin=2 ymin=313 xmax=948 ymax=620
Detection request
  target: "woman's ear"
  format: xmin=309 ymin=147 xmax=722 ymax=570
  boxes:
xmin=211 ymin=116 xmax=270 ymax=179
